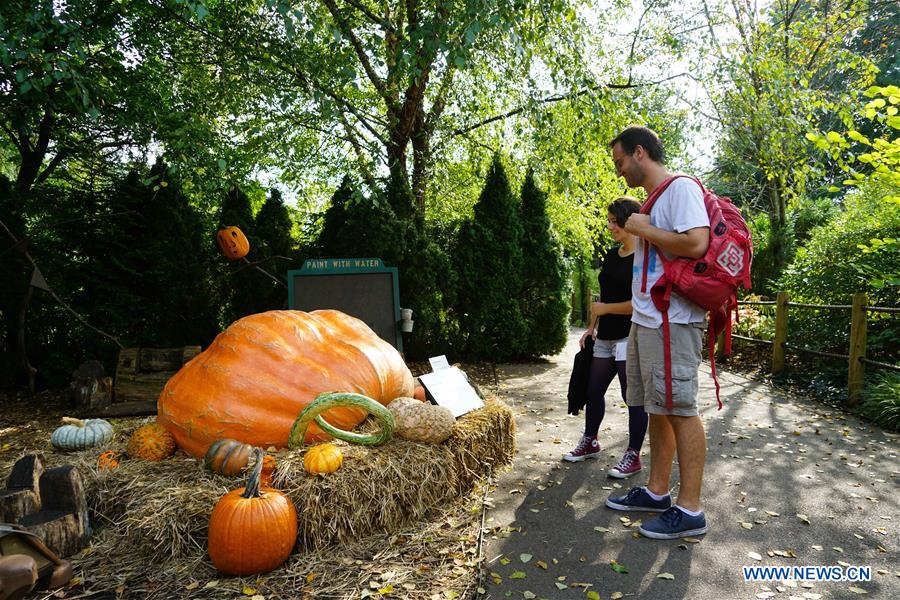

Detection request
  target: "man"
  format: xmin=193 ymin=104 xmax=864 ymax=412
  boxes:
xmin=604 ymin=126 xmax=711 ymax=539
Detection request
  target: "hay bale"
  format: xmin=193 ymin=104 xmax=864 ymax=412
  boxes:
xmin=56 ymin=398 xmax=513 ymax=562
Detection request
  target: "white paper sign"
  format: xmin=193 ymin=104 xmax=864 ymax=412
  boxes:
xmin=615 ymin=341 xmax=628 ymax=362
xmin=428 ymin=354 xmax=451 ymax=371
xmin=418 ymin=367 xmax=484 ymax=418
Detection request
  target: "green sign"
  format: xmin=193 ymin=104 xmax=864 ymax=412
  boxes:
xmin=288 ymin=258 xmax=403 ymax=351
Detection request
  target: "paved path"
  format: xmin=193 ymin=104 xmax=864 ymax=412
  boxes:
xmin=478 ymin=328 xmax=899 ymax=600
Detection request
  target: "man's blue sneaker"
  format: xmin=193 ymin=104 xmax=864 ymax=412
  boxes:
xmin=605 ymin=486 xmax=672 ymax=512
xmin=638 ymin=507 xmax=708 ymax=539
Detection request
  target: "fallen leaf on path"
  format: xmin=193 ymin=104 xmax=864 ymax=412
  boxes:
xmin=657 ymin=572 xmax=675 ymax=580
xmin=848 ymin=587 xmax=868 ymax=595
xmin=519 ymin=553 xmax=532 ymax=563
xmin=748 ymin=552 xmax=763 ymax=561
xmin=509 ymin=571 xmax=526 ymax=579
xmin=796 ymin=514 xmax=811 ymax=525
xmin=610 ymin=560 xmax=628 ymax=574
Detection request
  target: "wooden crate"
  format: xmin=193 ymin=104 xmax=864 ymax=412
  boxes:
xmin=114 ymin=347 xmax=201 ymax=406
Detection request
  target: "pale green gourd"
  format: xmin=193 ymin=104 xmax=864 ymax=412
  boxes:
xmin=288 ymin=392 xmax=395 ymax=448
xmin=51 ymin=417 xmax=115 ymax=451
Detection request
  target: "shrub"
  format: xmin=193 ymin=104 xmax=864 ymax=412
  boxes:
xmin=859 ymin=372 xmax=900 ymax=431
xmin=454 ymin=155 xmax=528 ymax=361
xmin=775 ymin=181 xmax=899 ymax=361
xmin=518 ymin=170 xmax=570 ymax=357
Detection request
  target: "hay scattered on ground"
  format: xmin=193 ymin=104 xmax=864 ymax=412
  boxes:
xmin=13 ymin=397 xmax=513 ymax=598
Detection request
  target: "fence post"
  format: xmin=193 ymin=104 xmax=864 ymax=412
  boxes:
xmin=847 ymin=293 xmax=868 ymax=406
xmin=772 ymin=291 xmax=789 ymax=374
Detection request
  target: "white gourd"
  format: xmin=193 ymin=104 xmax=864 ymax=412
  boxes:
xmin=51 ymin=417 xmax=115 ymax=450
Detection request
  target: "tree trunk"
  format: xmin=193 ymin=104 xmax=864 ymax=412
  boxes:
xmin=411 ymin=106 xmax=429 ymax=218
xmin=17 ymin=283 xmax=37 ymax=395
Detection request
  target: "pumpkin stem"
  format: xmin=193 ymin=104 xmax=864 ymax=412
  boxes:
xmin=241 ymin=448 xmax=266 ymax=499
xmin=61 ymin=416 xmax=85 ymax=427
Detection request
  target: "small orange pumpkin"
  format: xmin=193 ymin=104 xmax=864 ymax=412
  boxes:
xmin=97 ymin=450 xmax=120 ymax=470
xmin=216 ymin=226 xmax=250 ymax=260
xmin=260 ymin=454 xmax=277 ymax=487
xmin=303 ymin=443 xmax=342 ymax=475
xmin=208 ymin=449 xmax=297 ymax=575
xmin=413 ymin=385 xmax=427 ymax=402
xmin=127 ymin=423 xmax=176 ymax=461
xmin=205 ymin=438 xmax=254 ymax=476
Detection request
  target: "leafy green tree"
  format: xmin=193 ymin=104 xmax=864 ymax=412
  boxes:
xmin=185 ymin=0 xmax=590 ymax=215
xmin=454 ymin=155 xmax=527 ymax=361
xmin=518 ymin=169 xmax=569 ymax=357
xmin=697 ymin=0 xmax=877 ymax=281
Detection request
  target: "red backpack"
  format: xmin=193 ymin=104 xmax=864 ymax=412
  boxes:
xmin=638 ymin=175 xmax=753 ymax=411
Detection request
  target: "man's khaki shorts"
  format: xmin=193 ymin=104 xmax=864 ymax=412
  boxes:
xmin=625 ymin=321 xmax=704 ymax=417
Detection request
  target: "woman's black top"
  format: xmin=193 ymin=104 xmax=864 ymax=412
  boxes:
xmin=596 ymin=247 xmax=634 ymax=340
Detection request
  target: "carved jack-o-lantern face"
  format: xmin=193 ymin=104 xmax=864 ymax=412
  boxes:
xmin=216 ymin=226 xmax=250 ymax=260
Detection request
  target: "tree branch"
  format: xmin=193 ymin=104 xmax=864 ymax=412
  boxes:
xmin=340 ymin=0 xmax=395 ymax=32
xmin=451 ymin=73 xmax=695 ymax=137
xmin=321 ymin=0 xmax=392 ymax=107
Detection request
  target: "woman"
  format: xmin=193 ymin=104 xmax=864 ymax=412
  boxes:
xmin=563 ymin=197 xmax=648 ymax=479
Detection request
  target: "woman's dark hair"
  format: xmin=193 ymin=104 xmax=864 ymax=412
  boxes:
xmin=609 ymin=126 xmax=665 ymax=163
xmin=608 ymin=196 xmax=642 ymax=227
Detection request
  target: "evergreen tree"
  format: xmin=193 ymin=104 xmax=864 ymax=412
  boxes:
xmin=384 ymin=174 xmax=455 ymax=359
xmin=250 ymin=188 xmax=294 ymax=312
xmin=518 ymin=169 xmax=569 ymax=357
xmin=217 ymin=185 xmax=258 ymax=322
xmin=454 ymin=155 xmax=528 ymax=361
xmin=69 ymin=163 xmax=219 ymax=350
xmin=316 ymin=175 xmax=455 ymax=359
xmin=317 ymin=176 xmax=405 ymax=264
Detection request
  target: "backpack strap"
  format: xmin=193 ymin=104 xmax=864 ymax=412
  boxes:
xmin=640 ymin=174 xmax=724 ymax=412
xmin=638 ymin=175 xmax=694 ymax=294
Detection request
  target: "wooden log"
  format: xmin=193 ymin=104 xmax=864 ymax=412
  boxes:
xmin=112 ymin=347 xmax=201 ymax=404
xmin=88 ymin=400 xmax=157 ymax=418
xmin=113 ymin=371 xmax=173 ymax=404
xmin=0 ymin=456 xmax=43 ymax=521
xmin=16 ymin=466 xmax=90 ymax=558
xmin=115 ymin=348 xmax=140 ymax=377
xmin=139 ymin=346 xmax=200 ymax=371
xmin=0 ymin=489 xmax=41 ymax=523
xmin=18 ymin=512 xmax=85 ymax=559
xmin=38 ymin=467 xmax=86 ymax=515
xmin=5 ymin=455 xmax=42 ymax=490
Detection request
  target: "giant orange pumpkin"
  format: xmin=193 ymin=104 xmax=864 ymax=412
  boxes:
xmin=157 ymin=310 xmax=415 ymax=457
xmin=216 ymin=226 xmax=250 ymax=260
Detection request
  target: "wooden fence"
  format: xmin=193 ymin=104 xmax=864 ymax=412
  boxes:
xmin=730 ymin=292 xmax=900 ymax=405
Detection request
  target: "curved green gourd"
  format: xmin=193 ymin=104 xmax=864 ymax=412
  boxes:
xmin=288 ymin=392 xmax=395 ymax=448
xmin=51 ymin=417 xmax=115 ymax=450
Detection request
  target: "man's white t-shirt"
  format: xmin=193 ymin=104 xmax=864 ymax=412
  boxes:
xmin=631 ymin=177 xmax=710 ymax=329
